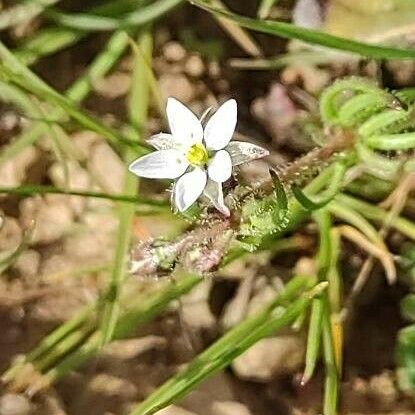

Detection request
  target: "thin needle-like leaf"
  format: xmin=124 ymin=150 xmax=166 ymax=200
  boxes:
xmin=335 ymin=194 xmax=415 ymax=241
xmin=98 ymin=31 xmax=152 ymax=346
xmin=190 ymin=0 xmax=415 ymax=59
xmin=0 ymin=30 xmax=134 ymax=168
xmin=129 ymin=277 xmax=323 ymax=415
xmin=45 ymin=0 xmax=184 ymax=31
xmin=0 ymin=185 xmax=167 ymax=206
xmin=0 ymin=54 xmax=141 ymax=149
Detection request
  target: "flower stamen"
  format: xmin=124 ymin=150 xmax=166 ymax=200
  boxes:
xmin=186 ymin=143 xmax=209 ymax=166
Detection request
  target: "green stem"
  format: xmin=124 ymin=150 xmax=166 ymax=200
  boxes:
xmin=128 ymin=276 xmax=319 ymax=415
xmin=335 ymin=194 xmax=415 ymax=240
xmin=0 ymin=185 xmax=167 ymax=206
xmin=98 ymin=30 xmax=152 ymax=346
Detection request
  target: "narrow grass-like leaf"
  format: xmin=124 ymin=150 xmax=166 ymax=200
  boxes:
xmin=322 ymin=312 xmax=339 ymax=415
xmin=303 ymin=209 xmax=333 ymax=385
xmin=209 ymin=0 xmax=262 ymax=57
xmin=2 ymin=305 xmax=93 ymax=384
xmin=128 ymin=37 xmax=165 ymax=120
xmin=230 ymin=51 xmax=336 ymax=70
xmin=189 ymin=0 xmax=415 ymax=59
xmin=327 ymin=229 xmax=343 ymax=371
xmin=45 ymin=0 xmax=183 ymax=31
xmin=329 ymin=201 xmax=383 ymax=246
xmin=14 ymin=0 xmax=146 ymax=65
xmin=302 ymin=298 xmax=324 ymax=384
xmin=314 ymin=210 xmax=340 ymax=415
xmin=0 ymin=81 xmax=40 ymax=115
xmin=335 ymin=194 xmax=415 ymax=240
xmin=3 ymin=274 xmax=202 ymax=390
xmin=0 ymin=30 xmax=133 ymax=168
xmin=292 ymin=186 xmax=331 ymax=210
xmin=270 ymin=169 xmax=288 ymax=211
xmin=292 ymin=162 xmax=345 ymax=211
xmin=0 ymin=79 xmax=74 ymax=179
xmin=98 ymin=31 xmax=152 ymax=346
xmin=129 ymin=276 xmax=321 ymax=415
xmin=45 ymin=274 xmax=202 ymax=384
xmin=0 ymin=56 xmax=140 ymax=149
xmin=0 ymin=185 xmax=167 ymax=207
xmin=365 ymin=132 xmax=415 ymax=151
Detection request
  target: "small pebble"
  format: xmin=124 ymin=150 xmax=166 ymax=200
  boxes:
xmin=0 ymin=394 xmax=31 ymax=415
xmin=184 ymin=55 xmax=205 ymax=78
xmin=163 ymin=41 xmax=186 ymax=62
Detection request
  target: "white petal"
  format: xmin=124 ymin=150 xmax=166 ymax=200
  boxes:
xmin=225 ymin=141 xmax=269 ymax=166
xmin=166 ymin=97 xmax=203 ymax=146
xmin=129 ymin=149 xmax=188 ymax=179
xmin=207 ymin=150 xmax=232 ymax=183
xmin=204 ymin=99 xmax=237 ymax=150
xmin=173 ymin=168 xmax=207 ymax=212
xmin=204 ymin=180 xmax=230 ymax=216
xmin=147 ymin=133 xmax=179 ymax=150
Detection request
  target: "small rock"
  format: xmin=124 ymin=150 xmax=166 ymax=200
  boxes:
xmin=182 ymin=280 xmax=216 ymax=330
xmin=88 ymin=374 xmax=137 ymax=399
xmin=102 ymin=336 xmax=166 ymax=360
xmin=210 ymin=401 xmax=252 ymax=415
xmin=88 ymin=142 xmax=125 ymax=193
xmin=93 ymin=71 xmax=131 ymax=99
xmin=0 ymin=111 xmax=19 ymax=131
xmin=49 ymin=161 xmax=91 ymax=216
xmin=20 ymin=197 xmax=74 ymax=244
xmin=156 ymin=405 xmax=197 ymax=415
xmin=185 ymin=55 xmax=205 ymax=78
xmin=247 ymin=281 xmax=279 ymax=316
xmin=232 ymin=336 xmax=305 ymax=381
xmin=368 ymin=371 xmax=399 ymax=409
xmin=63 ymin=226 xmax=113 ymax=262
xmin=221 ymin=274 xmax=255 ymax=329
xmin=159 ymin=74 xmax=194 ymax=104
xmin=71 ymin=131 xmax=100 ymax=160
xmin=0 ymin=216 xmax=22 ymax=251
xmin=292 ymin=0 xmax=323 ymax=29
xmin=163 ymin=42 xmax=187 ymax=62
xmin=0 ymin=147 xmax=37 ymax=187
xmin=207 ymin=61 xmax=221 ymax=79
xmin=12 ymin=249 xmax=41 ymax=278
xmin=0 ymin=394 xmax=31 ymax=415
xmin=251 ymin=83 xmax=297 ymax=145
xmin=237 ymin=160 xmax=271 ymax=184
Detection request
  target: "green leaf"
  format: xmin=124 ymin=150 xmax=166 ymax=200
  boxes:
xmin=0 ymin=41 xmax=146 ymax=150
xmin=0 ymin=30 xmax=134 ymax=169
xmin=128 ymin=276 xmax=321 ymax=415
xmin=189 ymin=0 xmax=415 ymax=59
xmin=98 ymin=31 xmax=153 ymax=347
xmin=292 ymin=162 xmax=346 ymax=211
xmin=0 ymin=185 xmax=167 ymax=206
xmin=270 ymin=169 xmax=288 ymax=211
xmin=45 ymin=0 xmax=184 ymax=31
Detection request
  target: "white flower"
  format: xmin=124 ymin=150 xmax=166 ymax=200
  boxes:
xmin=129 ymin=98 xmax=269 ymax=215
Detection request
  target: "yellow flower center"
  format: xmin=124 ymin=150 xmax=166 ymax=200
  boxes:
xmin=186 ymin=143 xmax=208 ymax=166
